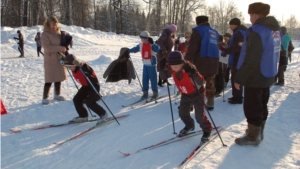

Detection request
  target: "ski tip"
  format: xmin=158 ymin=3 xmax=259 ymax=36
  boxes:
xmin=10 ymin=129 xmax=21 ymax=133
xmin=119 ymin=151 xmax=130 ymax=156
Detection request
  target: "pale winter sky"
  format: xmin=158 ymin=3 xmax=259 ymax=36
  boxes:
xmin=207 ymin=0 xmax=300 ymax=24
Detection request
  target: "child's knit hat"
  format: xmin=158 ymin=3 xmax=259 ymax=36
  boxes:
xmin=168 ymin=51 xmax=184 ymax=65
xmin=140 ymin=31 xmax=150 ymax=39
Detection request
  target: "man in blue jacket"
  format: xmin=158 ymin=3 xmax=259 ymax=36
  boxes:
xmin=185 ymin=16 xmax=219 ymax=111
xmin=234 ymin=2 xmax=281 ymax=146
xmin=221 ymin=18 xmax=247 ymax=104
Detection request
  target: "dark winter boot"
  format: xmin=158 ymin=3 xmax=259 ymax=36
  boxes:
xmin=149 ymin=91 xmax=158 ymax=101
xmin=235 ymin=123 xmax=261 ymax=146
xmin=141 ymin=91 xmax=148 ymax=100
xmin=158 ymin=77 xmax=163 ymax=87
xmin=201 ymin=131 xmax=211 ymax=144
xmin=54 ymin=82 xmax=66 ymax=101
xmin=178 ymin=121 xmax=195 ymax=137
xmin=42 ymin=85 xmax=51 ymax=105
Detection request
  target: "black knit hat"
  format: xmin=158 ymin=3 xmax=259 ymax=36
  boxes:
xmin=168 ymin=51 xmax=184 ymax=65
xmin=224 ymin=33 xmax=232 ymax=38
xmin=248 ymin=2 xmax=270 ymax=16
xmin=64 ymin=54 xmax=76 ymax=65
xmin=280 ymin=26 xmax=287 ymax=34
xmin=229 ymin=18 xmax=241 ymax=25
xmin=17 ymin=30 xmax=20 ymax=33
xmin=196 ymin=16 xmax=209 ymax=25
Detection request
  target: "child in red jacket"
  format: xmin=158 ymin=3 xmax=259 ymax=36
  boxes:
xmin=64 ymin=54 xmax=107 ymax=125
xmin=168 ymin=51 xmax=212 ymax=143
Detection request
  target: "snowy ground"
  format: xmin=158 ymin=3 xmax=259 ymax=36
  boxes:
xmin=1 ymin=25 xmax=300 ymax=169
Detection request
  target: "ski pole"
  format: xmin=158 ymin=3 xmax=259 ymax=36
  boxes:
xmin=79 ymin=68 xmax=120 ymax=125
xmin=66 ymin=67 xmax=96 ymax=117
xmin=129 ymin=57 xmax=143 ymax=90
xmin=189 ymin=73 xmax=227 ymax=147
xmin=165 ymin=70 xmax=177 ymax=135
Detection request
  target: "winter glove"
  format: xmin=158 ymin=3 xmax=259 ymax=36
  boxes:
xmin=183 ymin=63 xmax=196 ymax=75
xmin=14 ymin=37 xmax=17 ymax=40
xmin=73 ymin=59 xmax=83 ymax=67
xmin=160 ymin=58 xmax=167 ymax=70
xmin=221 ymin=51 xmax=226 ymax=57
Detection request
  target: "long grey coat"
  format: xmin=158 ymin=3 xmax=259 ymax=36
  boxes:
xmin=41 ymin=30 xmax=67 ymax=83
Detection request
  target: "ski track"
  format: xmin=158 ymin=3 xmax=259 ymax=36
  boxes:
xmin=1 ymin=25 xmax=300 ymax=169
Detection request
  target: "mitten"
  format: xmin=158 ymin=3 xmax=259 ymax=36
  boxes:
xmin=14 ymin=37 xmax=17 ymax=39
xmin=73 ymin=59 xmax=83 ymax=67
xmin=183 ymin=64 xmax=196 ymax=74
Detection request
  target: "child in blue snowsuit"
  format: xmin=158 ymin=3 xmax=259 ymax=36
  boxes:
xmin=128 ymin=31 xmax=160 ymax=101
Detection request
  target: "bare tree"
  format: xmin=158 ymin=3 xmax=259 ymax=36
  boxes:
xmin=207 ymin=0 xmax=244 ymax=34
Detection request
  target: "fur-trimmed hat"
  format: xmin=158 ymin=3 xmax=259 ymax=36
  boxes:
xmin=229 ymin=18 xmax=241 ymax=25
xmin=196 ymin=16 xmax=209 ymax=25
xmin=248 ymin=2 xmax=270 ymax=16
xmin=139 ymin=31 xmax=150 ymax=39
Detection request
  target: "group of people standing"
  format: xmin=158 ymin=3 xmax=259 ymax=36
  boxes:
xmin=32 ymin=2 xmax=292 ymax=146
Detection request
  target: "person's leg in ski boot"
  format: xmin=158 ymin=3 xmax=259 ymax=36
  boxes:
xmin=70 ymin=87 xmax=90 ymax=123
xmin=178 ymin=94 xmax=195 ymax=137
xmin=193 ymin=87 xmax=212 ymax=144
xmin=141 ymin=65 xmax=150 ymax=100
xmin=84 ymin=88 xmax=107 ymax=125
xmin=149 ymin=65 xmax=159 ymax=101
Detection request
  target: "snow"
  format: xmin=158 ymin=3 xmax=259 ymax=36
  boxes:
xmin=1 ymin=24 xmax=300 ymax=169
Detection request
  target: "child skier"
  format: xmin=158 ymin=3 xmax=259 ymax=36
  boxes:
xmin=60 ymin=54 xmax=107 ymax=125
xmin=168 ymin=51 xmax=212 ymax=143
xmin=128 ymin=31 xmax=160 ymax=101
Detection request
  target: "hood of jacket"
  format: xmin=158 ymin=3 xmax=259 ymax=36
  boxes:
xmin=254 ymin=16 xmax=280 ymax=31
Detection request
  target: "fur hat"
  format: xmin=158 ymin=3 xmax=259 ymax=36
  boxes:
xmin=248 ymin=2 xmax=270 ymax=16
xmin=229 ymin=18 xmax=241 ymax=25
xmin=167 ymin=24 xmax=177 ymax=32
xmin=196 ymin=16 xmax=209 ymax=25
xmin=168 ymin=51 xmax=184 ymax=65
xmin=140 ymin=31 xmax=150 ymax=39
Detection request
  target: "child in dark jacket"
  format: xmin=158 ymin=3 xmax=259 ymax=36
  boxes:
xmin=63 ymin=54 xmax=107 ymax=125
xmin=168 ymin=51 xmax=212 ymax=143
